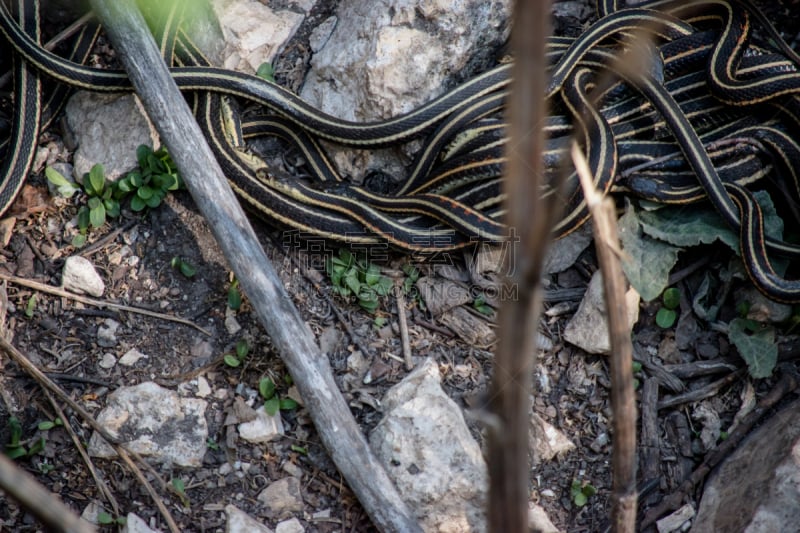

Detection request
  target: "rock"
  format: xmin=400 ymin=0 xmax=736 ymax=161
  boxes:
xmin=97 ymin=319 xmax=120 ymax=348
xmin=225 ymin=504 xmax=274 ymax=533
xmin=257 ymin=477 xmax=304 ymax=516
xmin=212 ymin=0 xmax=312 ymax=73
xmin=62 ymin=256 xmax=105 ymax=297
xmin=238 ymin=405 xmax=285 ymax=443
xmin=530 ymin=412 xmax=575 ymax=464
xmin=692 ymin=397 xmax=800 ymax=532
xmin=195 ymin=376 xmax=212 ymax=398
xmin=544 ymin=223 xmax=593 ymax=274
xmin=98 ymin=353 xmax=116 ymax=369
xmin=300 ymin=0 xmax=511 ymax=181
xmin=65 ymin=92 xmax=159 ymax=182
xmin=274 ymin=518 xmax=304 ymax=533
xmin=370 ymin=359 xmax=487 ymax=532
xmin=528 ymin=502 xmax=560 ymax=533
xmin=658 ymin=504 xmax=695 ymax=533
xmin=224 ymin=308 xmax=242 ymax=335
xmin=123 ymin=513 xmax=161 ymax=533
xmin=88 ymin=382 xmax=208 ymax=467
xmin=119 ymin=348 xmax=148 ymax=366
xmin=563 ymin=270 xmax=640 ymax=354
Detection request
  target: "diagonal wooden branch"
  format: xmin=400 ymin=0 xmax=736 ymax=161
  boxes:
xmin=85 ymin=1 xmax=421 ymax=530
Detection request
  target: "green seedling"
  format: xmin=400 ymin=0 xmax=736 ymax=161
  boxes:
xmin=256 ymin=62 xmax=275 ymax=82
xmin=116 ymin=145 xmax=182 ymax=212
xmin=259 ymin=376 xmax=299 ymax=416
xmin=5 ymin=417 xmax=45 ymax=460
xmin=97 ymin=512 xmax=127 ymax=526
xmin=206 ymin=437 xmax=220 ymax=451
xmin=171 ymin=477 xmax=190 ymax=508
xmin=655 ymin=287 xmax=680 ymax=328
xmin=223 ymin=339 xmax=249 ymax=368
xmin=37 ymin=418 xmax=63 ymax=431
xmin=570 ymin=479 xmax=597 ymax=508
xmin=290 ymin=444 xmax=308 ymax=455
xmin=170 ymin=256 xmax=197 ymax=278
xmin=472 ymin=294 xmax=493 ymax=316
xmin=228 ymin=277 xmax=242 ymax=310
xmin=24 ymin=295 xmax=36 ymax=318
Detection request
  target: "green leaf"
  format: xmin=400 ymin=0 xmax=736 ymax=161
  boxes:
xmin=223 ymin=354 xmax=241 ymax=367
xmin=228 ymin=284 xmax=242 ymax=310
xmin=136 ymin=145 xmax=152 ymax=168
xmin=89 ymin=201 xmax=106 ymax=229
xmin=235 ymin=339 xmax=249 ymax=359
xmin=264 ymin=396 xmax=280 ymax=416
xmin=279 ymin=398 xmax=298 ymax=411
xmin=364 ymin=264 xmax=381 ymax=286
xmin=5 ymin=446 xmax=26 ymax=460
xmin=45 ymin=167 xmax=79 ymax=198
xmin=104 ymin=198 xmax=121 ymax=218
xmin=130 ymin=195 xmax=146 ymax=211
xmin=618 ymin=203 xmax=681 ymax=302
xmin=358 ymin=292 xmax=380 ymax=313
xmin=137 ymin=185 xmax=155 ymax=200
xmin=7 ymin=417 xmax=22 ymax=447
xmin=97 ymin=512 xmax=115 ymax=525
xmin=655 ymin=307 xmax=677 ymax=329
xmin=171 ymin=478 xmax=186 ymax=494
xmin=256 ymin=62 xmax=275 ymax=82
xmin=290 ymin=444 xmax=307 ymax=454
xmin=728 ymin=317 xmax=777 ymax=378
xmin=116 ymin=177 xmax=133 ymax=194
xmin=344 ymin=272 xmax=361 ymax=295
xmin=373 ymin=276 xmax=394 ymax=296
xmin=88 ymin=164 xmax=106 ymax=196
xmin=38 ymin=421 xmax=56 ymax=431
xmin=662 ymin=287 xmax=680 ymax=309
xmin=72 ymin=234 xmax=87 ymax=248
xmin=129 ymin=172 xmax=143 ymax=188
xmin=25 ymin=295 xmax=36 ymax=318
xmin=145 ymin=193 xmax=163 ymax=208
xmin=26 ymin=437 xmax=45 ymax=457
xmin=179 ymin=260 xmax=196 ymax=278
xmin=77 ymin=205 xmax=90 ymax=231
xmin=259 ymin=378 xmax=276 ymax=400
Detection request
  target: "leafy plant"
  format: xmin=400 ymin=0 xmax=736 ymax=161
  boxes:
xmin=655 ymin=287 xmax=680 ymax=328
xmin=570 ymin=479 xmax=597 ymax=508
xmin=259 ymin=376 xmax=299 ymax=416
xmin=223 ymin=339 xmax=250 ymax=368
xmin=326 ymin=249 xmax=394 ymax=312
xmin=116 ymin=144 xmax=182 ymax=212
xmin=171 ymin=477 xmax=190 ymax=508
xmin=472 ymin=294 xmax=493 ymax=316
xmin=4 ymin=417 xmax=45 ymax=460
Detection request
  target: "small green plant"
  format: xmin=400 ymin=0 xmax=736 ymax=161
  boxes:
xmin=46 ymin=145 xmax=182 ymax=247
xmin=223 ymin=339 xmax=250 ymax=368
xmin=401 ymin=263 xmax=420 ymax=294
xmin=37 ymin=418 xmax=63 ymax=431
xmin=171 ymin=477 xmax=190 ymax=508
xmin=4 ymin=417 xmax=45 ymax=460
xmin=170 ymin=256 xmax=197 ymax=278
xmin=472 ymin=294 xmax=493 ymax=316
xmin=290 ymin=444 xmax=308 ymax=455
xmin=256 ymin=62 xmax=275 ymax=82
xmin=116 ymin=145 xmax=182 ymax=212
xmin=570 ymin=479 xmax=597 ymax=508
xmin=655 ymin=287 xmax=680 ymax=328
xmin=206 ymin=437 xmax=220 ymax=451
xmin=228 ymin=277 xmax=242 ymax=310
xmin=326 ymin=249 xmax=393 ymax=313
xmin=24 ymin=295 xmax=36 ymax=318
xmin=259 ymin=376 xmax=299 ymax=416
xmin=97 ymin=512 xmax=127 ymax=526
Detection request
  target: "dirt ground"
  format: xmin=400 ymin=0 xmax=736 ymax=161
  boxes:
xmin=1 ymin=0 xmax=800 ymax=532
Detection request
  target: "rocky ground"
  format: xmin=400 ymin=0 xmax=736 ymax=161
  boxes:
xmin=1 ymin=0 xmax=800 ymax=532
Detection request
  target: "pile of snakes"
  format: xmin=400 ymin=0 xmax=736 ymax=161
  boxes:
xmin=2 ymin=0 xmax=800 ymax=301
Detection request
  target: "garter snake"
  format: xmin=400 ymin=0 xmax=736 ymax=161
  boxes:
xmin=3 ymin=0 xmax=800 ymax=299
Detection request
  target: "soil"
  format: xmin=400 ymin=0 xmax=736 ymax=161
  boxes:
xmin=1 ymin=1 xmax=800 ymax=532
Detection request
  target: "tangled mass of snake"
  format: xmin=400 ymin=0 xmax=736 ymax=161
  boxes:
xmin=3 ymin=0 xmax=800 ymax=301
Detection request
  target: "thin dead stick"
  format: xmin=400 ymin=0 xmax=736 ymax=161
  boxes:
xmin=0 ymin=273 xmax=211 ymax=335
xmin=0 ymin=452 xmax=96 ymax=533
xmin=115 ymin=448 xmax=180 ymax=533
xmin=395 ymin=284 xmax=413 ymax=370
xmin=86 ymin=1 xmax=421 ymax=530
xmin=488 ymin=0 xmax=553 ymax=530
xmin=41 ymin=388 xmax=120 ymax=518
xmin=572 ymin=141 xmax=637 ymax=532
